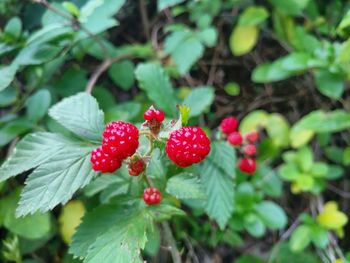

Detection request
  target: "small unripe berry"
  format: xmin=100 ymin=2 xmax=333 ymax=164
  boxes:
xmin=227 ymin=131 xmax=243 ymax=146
xmin=90 ymin=147 xmax=122 ymax=173
xmin=243 ymin=144 xmax=257 ymax=156
xmin=238 ymin=158 xmax=256 ymax=174
xmin=220 ymin=117 xmax=238 ymax=135
xmin=128 ymin=159 xmax=146 ymax=176
xmin=144 ymin=106 xmax=165 ymax=123
xmin=245 ymin=131 xmax=259 ymax=143
xmin=143 ymin=187 xmax=162 ymax=205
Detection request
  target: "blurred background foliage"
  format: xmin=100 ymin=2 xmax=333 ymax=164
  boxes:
xmin=0 ymin=0 xmax=350 ymax=262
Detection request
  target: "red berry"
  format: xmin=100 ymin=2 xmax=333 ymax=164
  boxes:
xmin=143 ymin=187 xmax=162 ymax=205
xmin=165 ymin=127 xmax=211 ymax=167
xmin=102 ymin=121 xmax=139 ymax=160
xmin=128 ymin=159 xmax=146 ymax=176
xmin=244 ymin=144 xmax=257 ymax=156
xmin=238 ymin=158 xmax=257 ymax=174
xmin=227 ymin=131 xmax=243 ymax=146
xmin=245 ymin=131 xmax=259 ymax=143
xmin=220 ymin=117 xmax=238 ymax=135
xmin=144 ymin=106 xmax=165 ymax=123
xmin=90 ymin=147 xmax=122 ymax=173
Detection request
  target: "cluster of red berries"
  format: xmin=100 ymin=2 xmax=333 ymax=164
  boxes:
xmin=220 ymin=117 xmax=259 ymax=175
xmin=91 ymin=121 xmax=139 ymax=173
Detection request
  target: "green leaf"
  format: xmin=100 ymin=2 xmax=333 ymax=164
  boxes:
xmin=16 ymin=144 xmax=96 ymax=216
xmin=200 ymin=141 xmax=236 ymax=229
xmin=166 ymin=173 xmax=205 ymax=199
xmin=255 ymin=201 xmax=287 ymax=229
xmin=4 ymin=17 xmax=22 ymax=39
xmin=297 ymin=147 xmax=313 ymax=172
xmin=2 ymin=190 xmax=51 ymax=240
xmin=135 ymin=63 xmax=176 ymax=116
xmin=224 ymin=82 xmax=240 ymax=96
xmin=230 ymin=25 xmax=258 ymax=56
xmin=238 ymin=6 xmax=269 ymax=26
xmin=337 ymin=9 xmax=350 ymax=36
xmin=278 ymin=163 xmax=299 ymax=181
xmin=239 ymin=110 xmax=269 ymax=134
xmin=79 ymin=0 xmax=125 ymax=34
xmin=0 ymin=64 xmax=18 ymax=92
xmin=0 ymin=132 xmax=75 ymax=182
xmin=269 ymin=0 xmax=310 ymax=16
xmin=244 ymin=214 xmax=266 ymax=237
xmin=310 ymin=162 xmax=329 ymax=178
xmin=252 ymin=52 xmax=312 ymax=83
xmin=165 ymin=30 xmax=204 ymax=74
xmin=183 ymin=86 xmax=214 ymax=117
xmin=290 ymin=225 xmax=311 ymax=252
xmin=314 ymin=69 xmax=344 ymax=99
xmin=27 ymin=24 xmax=73 ymax=46
xmin=25 ymin=89 xmax=51 ymax=122
xmin=0 ymin=119 xmax=32 ymax=147
xmin=49 ymin=92 xmax=104 ymax=142
xmin=266 ymin=113 xmax=290 ymax=148
xmin=310 ymin=225 xmax=329 ymax=249
xmin=53 ymin=68 xmax=87 ymax=97
xmin=70 ymin=204 xmax=149 ymax=262
xmin=158 ymin=0 xmax=185 ymax=11
xmin=0 ymin=87 xmax=18 ymax=107
xmin=198 ymin=27 xmax=217 ymax=47
xmin=254 ymin=165 xmax=282 ymax=197
xmin=292 ymin=110 xmax=350 ymax=133
xmin=147 ymin=204 xmax=186 ymax=221
xmin=14 ymin=44 xmax=62 ymax=66
xmin=343 ymin=147 xmax=350 ymax=166
xmin=108 ymin=60 xmax=135 ymax=90
xmin=62 ymin=2 xmax=81 ymax=17
xmin=84 ymin=174 xmax=121 ymax=197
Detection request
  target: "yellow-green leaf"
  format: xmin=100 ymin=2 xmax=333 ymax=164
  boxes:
xmin=59 ymin=200 xmax=86 ymax=244
xmin=239 ymin=110 xmax=269 ymax=134
xmin=290 ymin=129 xmax=314 ymax=148
xmin=229 ymin=25 xmax=259 ymax=56
xmin=317 ymin=201 xmax=348 ymax=231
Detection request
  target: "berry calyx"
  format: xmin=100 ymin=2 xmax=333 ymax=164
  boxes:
xmin=128 ymin=158 xmax=146 ymax=176
xmin=143 ymin=187 xmax=162 ymax=205
xmin=243 ymin=144 xmax=257 ymax=156
xmin=227 ymin=131 xmax=243 ymax=146
xmin=165 ymin=126 xmax=211 ymax=168
xmin=144 ymin=106 xmax=165 ymax=123
xmin=90 ymin=147 xmax=122 ymax=173
xmin=102 ymin=121 xmax=139 ymax=160
xmin=245 ymin=131 xmax=259 ymax=143
xmin=220 ymin=117 xmax=238 ymax=135
xmin=238 ymin=158 xmax=257 ymax=174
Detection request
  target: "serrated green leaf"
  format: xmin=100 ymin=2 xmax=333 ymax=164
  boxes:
xmin=255 ymin=201 xmax=287 ymax=229
xmin=16 ymin=144 xmax=96 ymax=216
xmin=147 ymin=204 xmax=186 ymax=221
xmin=49 ymin=93 xmax=104 ymax=142
xmin=84 ymin=174 xmax=122 ymax=197
xmin=165 ymin=30 xmax=204 ymax=74
xmin=0 ymin=132 xmax=74 ymax=182
xmin=200 ymin=141 xmax=236 ymax=229
xmin=183 ymin=86 xmax=214 ymax=117
xmin=135 ymin=63 xmax=176 ymax=116
xmin=166 ymin=173 xmax=205 ymax=199
xmin=70 ymin=204 xmax=149 ymax=263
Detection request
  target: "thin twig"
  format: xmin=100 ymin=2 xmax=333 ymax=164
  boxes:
xmin=139 ymin=0 xmax=150 ymax=40
xmin=85 ymin=54 xmax=132 ymax=93
xmin=161 ymin=222 xmax=182 ymax=263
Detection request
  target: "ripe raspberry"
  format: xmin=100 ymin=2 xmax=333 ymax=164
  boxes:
xmin=245 ymin=131 xmax=259 ymax=143
xmin=227 ymin=131 xmax=243 ymax=146
xmin=220 ymin=117 xmax=238 ymax=135
xmin=243 ymin=144 xmax=257 ymax=156
xmin=165 ymin=127 xmax=211 ymax=168
xmin=238 ymin=158 xmax=256 ymax=174
xmin=128 ymin=159 xmax=146 ymax=176
xmin=144 ymin=106 xmax=165 ymax=123
xmin=102 ymin=121 xmax=139 ymax=160
xmin=90 ymin=147 xmax=122 ymax=173
xmin=143 ymin=187 xmax=162 ymax=205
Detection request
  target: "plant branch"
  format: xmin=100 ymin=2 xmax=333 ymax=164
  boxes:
xmin=162 ymin=222 xmax=182 ymax=263
xmin=85 ymin=54 xmax=132 ymax=93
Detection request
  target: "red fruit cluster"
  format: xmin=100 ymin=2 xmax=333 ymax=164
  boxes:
xmin=220 ymin=117 xmax=259 ymax=175
xmin=166 ymin=127 xmax=211 ymax=168
xmin=143 ymin=187 xmax=162 ymax=205
xmin=128 ymin=158 xmax=146 ymax=176
xmin=90 ymin=121 xmax=139 ymax=173
xmin=143 ymin=106 xmax=165 ymax=134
